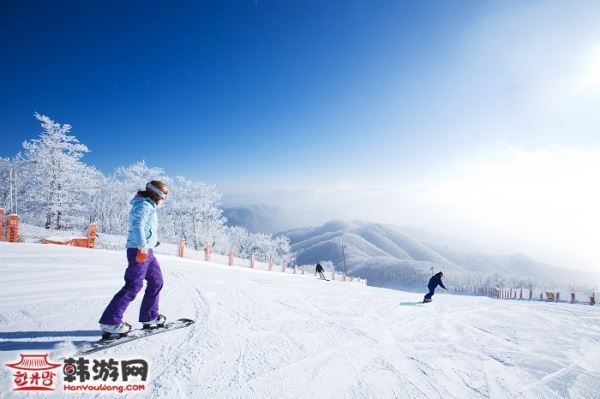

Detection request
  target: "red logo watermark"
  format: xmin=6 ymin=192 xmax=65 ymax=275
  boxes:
xmin=5 ymin=354 xmax=61 ymax=391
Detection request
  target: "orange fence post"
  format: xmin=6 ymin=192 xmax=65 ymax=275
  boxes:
xmin=88 ymin=223 xmax=97 ymax=248
xmin=178 ymin=239 xmax=185 ymax=257
xmin=204 ymin=243 xmax=212 ymax=262
xmin=228 ymin=250 xmax=235 ymax=266
xmin=0 ymin=208 xmax=4 ymax=241
xmin=7 ymin=214 xmax=18 ymax=243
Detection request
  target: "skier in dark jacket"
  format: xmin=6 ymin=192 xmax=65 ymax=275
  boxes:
xmin=423 ymin=271 xmax=447 ymax=303
xmin=315 ymin=263 xmax=326 ymax=280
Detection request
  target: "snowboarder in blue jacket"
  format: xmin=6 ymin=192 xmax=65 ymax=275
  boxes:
xmin=423 ymin=271 xmax=447 ymax=303
xmin=99 ymin=180 xmax=169 ymax=339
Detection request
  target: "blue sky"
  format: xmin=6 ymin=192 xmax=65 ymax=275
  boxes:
xmin=2 ymin=1 xmax=600 ymax=270
xmin=1 ymin=0 xmax=503 ymax=186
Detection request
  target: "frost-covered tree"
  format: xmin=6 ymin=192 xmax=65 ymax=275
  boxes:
xmin=0 ymin=156 xmax=13 ymax=210
xmin=90 ymin=161 xmax=168 ymax=235
xmin=270 ymin=235 xmax=294 ymax=265
xmin=114 ymin=161 xmax=168 ymax=198
xmin=162 ymin=176 xmax=227 ymax=250
xmin=20 ymin=113 xmax=100 ymax=230
xmin=2 ymin=113 xmax=296 ymax=259
xmin=222 ymin=226 xmax=249 ymax=256
xmin=222 ymin=225 xmax=294 ymax=264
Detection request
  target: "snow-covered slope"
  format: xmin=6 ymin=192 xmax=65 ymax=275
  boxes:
xmin=1 ymin=243 xmax=599 ymax=398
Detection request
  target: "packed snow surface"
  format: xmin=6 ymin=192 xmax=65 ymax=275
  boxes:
xmin=1 ymin=243 xmax=599 ymax=398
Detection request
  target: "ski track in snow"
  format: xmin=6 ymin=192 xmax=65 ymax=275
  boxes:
xmin=1 ymin=242 xmax=599 ymax=399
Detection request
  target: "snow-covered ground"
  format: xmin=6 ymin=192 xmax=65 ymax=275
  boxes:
xmin=1 ymin=242 xmax=599 ymax=398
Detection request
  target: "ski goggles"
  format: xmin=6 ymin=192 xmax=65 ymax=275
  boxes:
xmin=147 ymin=182 xmax=169 ymax=200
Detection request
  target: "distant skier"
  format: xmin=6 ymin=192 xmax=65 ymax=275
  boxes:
xmin=98 ymin=180 xmax=169 ymax=339
xmin=315 ymin=262 xmax=326 ymax=280
xmin=423 ymin=271 xmax=447 ymax=303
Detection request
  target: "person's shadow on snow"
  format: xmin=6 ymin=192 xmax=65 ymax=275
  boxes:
xmin=398 ymin=301 xmax=425 ymax=306
xmin=0 ymin=330 xmax=100 ymax=351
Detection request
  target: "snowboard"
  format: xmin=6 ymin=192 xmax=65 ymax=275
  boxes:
xmin=75 ymin=318 xmax=195 ymax=356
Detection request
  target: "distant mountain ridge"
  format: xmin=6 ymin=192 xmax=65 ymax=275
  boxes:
xmin=278 ymin=220 xmax=598 ymax=289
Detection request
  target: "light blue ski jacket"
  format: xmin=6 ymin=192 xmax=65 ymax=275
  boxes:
xmin=125 ymin=195 xmax=159 ymax=249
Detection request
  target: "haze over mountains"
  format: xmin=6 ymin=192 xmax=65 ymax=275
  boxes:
xmin=223 ymin=204 xmax=295 ymax=234
xmin=224 ymin=204 xmax=599 ymax=289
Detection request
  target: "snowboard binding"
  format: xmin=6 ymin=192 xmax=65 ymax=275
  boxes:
xmin=101 ymin=322 xmax=132 ymax=340
xmin=143 ymin=314 xmax=166 ymax=330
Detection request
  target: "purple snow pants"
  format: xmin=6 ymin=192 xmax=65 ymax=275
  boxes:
xmin=99 ymin=248 xmax=164 ymax=325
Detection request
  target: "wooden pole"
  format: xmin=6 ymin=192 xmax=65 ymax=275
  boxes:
xmin=0 ymin=208 xmax=4 ymax=241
